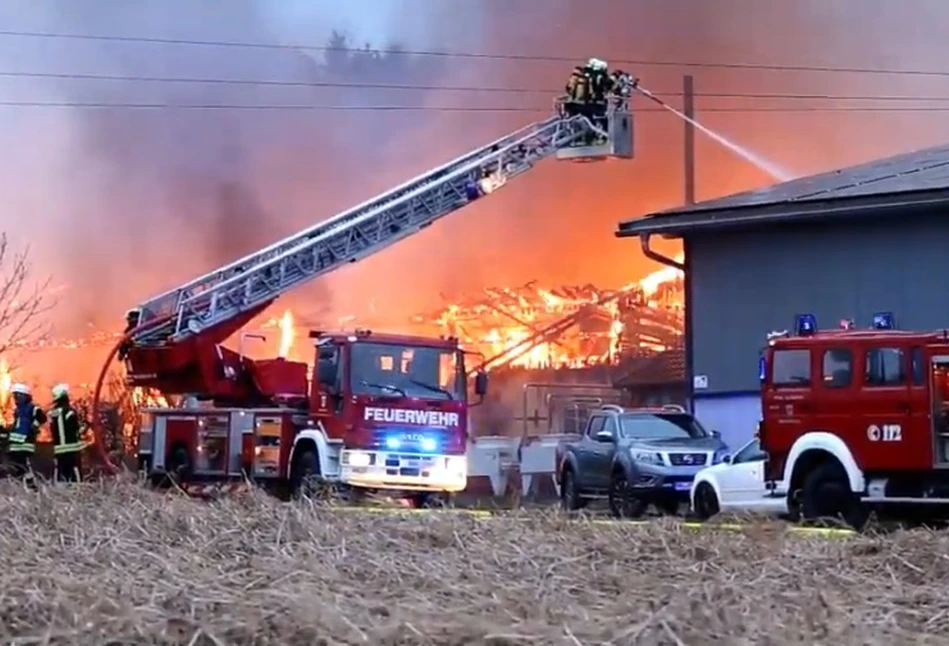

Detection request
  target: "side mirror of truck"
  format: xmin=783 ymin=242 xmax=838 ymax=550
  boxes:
xmin=710 ymin=429 xmax=721 ymax=439
xmin=594 ymin=430 xmax=615 ymax=443
xmin=474 ymin=371 xmax=489 ymax=397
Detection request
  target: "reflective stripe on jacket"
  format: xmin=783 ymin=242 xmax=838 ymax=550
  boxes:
xmin=9 ymin=403 xmax=44 ymax=453
xmin=50 ymin=405 xmax=86 ymax=455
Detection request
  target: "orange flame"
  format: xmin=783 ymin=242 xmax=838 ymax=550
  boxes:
xmin=0 ymin=357 xmax=10 ymax=415
xmin=278 ymin=310 xmax=295 ymax=359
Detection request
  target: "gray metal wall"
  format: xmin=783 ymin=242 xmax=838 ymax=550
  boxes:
xmin=689 ymin=212 xmax=949 ymax=395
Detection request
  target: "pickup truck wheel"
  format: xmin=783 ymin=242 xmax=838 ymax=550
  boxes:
xmin=559 ymin=468 xmax=585 ymax=511
xmin=609 ymin=471 xmax=647 ymax=519
xmin=801 ymin=463 xmax=869 ymax=529
xmin=693 ymin=482 xmax=720 ymax=520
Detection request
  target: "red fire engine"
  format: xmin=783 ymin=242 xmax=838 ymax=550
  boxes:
xmin=90 ymin=67 xmax=637 ymax=500
xmin=760 ymin=312 xmax=949 ymax=527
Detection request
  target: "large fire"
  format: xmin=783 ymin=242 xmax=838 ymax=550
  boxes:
xmin=408 ymin=255 xmax=684 ymax=371
xmin=4 ymin=256 xmax=685 ymax=393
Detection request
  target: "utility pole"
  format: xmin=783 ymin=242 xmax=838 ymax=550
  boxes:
xmin=683 ymin=74 xmax=696 ymax=205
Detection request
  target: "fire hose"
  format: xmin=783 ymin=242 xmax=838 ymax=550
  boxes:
xmin=90 ymin=314 xmax=174 ymax=476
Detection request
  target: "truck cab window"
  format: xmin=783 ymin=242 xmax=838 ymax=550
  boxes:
xmin=865 ymin=347 xmax=905 ymax=386
xmin=586 ymin=416 xmax=606 ymax=437
xmin=821 ymin=348 xmax=852 ymax=388
xmin=911 ymin=346 xmax=925 ymax=386
xmin=601 ymin=416 xmax=618 ymax=438
xmin=772 ymin=349 xmax=811 ymax=386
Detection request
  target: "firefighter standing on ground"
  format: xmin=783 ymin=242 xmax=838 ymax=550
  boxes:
xmin=6 ymin=383 xmax=45 ymax=481
xmin=49 ymin=383 xmax=85 ymax=482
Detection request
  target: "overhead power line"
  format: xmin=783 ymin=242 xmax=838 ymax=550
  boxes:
xmin=3 ymin=29 xmax=949 ymax=79
xmin=6 ymin=69 xmax=949 ymax=103
xmin=3 ymin=101 xmax=949 ymax=113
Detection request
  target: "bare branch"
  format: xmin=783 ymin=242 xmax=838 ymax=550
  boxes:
xmin=0 ymin=232 xmax=57 ymax=362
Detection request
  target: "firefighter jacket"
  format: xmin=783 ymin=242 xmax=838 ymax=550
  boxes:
xmin=565 ymin=66 xmax=590 ymax=102
xmin=49 ymin=403 xmax=85 ymax=455
xmin=9 ymin=402 xmax=46 ymax=454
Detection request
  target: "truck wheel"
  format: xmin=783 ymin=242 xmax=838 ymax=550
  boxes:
xmin=166 ymin=445 xmax=191 ymax=485
xmin=609 ymin=471 xmax=647 ymax=519
xmin=411 ymin=492 xmax=452 ymax=509
xmin=801 ymin=462 xmax=868 ymax=529
xmin=559 ymin=468 xmax=585 ymax=511
xmin=693 ymin=483 xmax=720 ymax=520
xmin=291 ymin=448 xmax=323 ymax=500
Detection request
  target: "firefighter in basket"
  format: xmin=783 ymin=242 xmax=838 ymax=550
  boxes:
xmin=563 ymin=61 xmax=593 ymax=118
xmin=48 ymin=383 xmax=86 ymax=483
xmin=6 ymin=383 xmax=45 ymax=483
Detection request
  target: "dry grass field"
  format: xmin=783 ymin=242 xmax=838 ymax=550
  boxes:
xmin=0 ymin=479 xmax=947 ymax=645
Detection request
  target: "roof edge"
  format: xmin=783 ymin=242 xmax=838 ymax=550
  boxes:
xmin=615 ymin=188 xmax=949 ymax=239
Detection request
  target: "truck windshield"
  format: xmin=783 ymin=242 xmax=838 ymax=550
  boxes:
xmin=619 ymin=414 xmax=708 ymax=440
xmin=350 ymin=342 xmax=464 ymax=400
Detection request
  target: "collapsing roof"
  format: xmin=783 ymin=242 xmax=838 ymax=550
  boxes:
xmin=616 ymin=143 xmax=949 ymax=238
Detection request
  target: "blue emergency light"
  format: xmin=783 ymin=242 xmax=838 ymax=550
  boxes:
xmin=794 ymin=313 xmax=817 ymax=336
xmin=871 ymin=311 xmax=895 ymax=330
xmin=758 ymin=355 xmax=767 ymax=382
xmin=385 ymin=434 xmax=439 ymax=453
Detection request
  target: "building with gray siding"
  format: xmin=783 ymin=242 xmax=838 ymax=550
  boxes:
xmin=615 ymin=144 xmax=949 ymax=450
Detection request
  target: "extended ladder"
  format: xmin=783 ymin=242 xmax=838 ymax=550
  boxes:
xmin=131 ymin=102 xmax=634 ymax=346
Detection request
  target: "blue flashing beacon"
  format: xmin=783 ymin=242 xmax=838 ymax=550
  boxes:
xmin=794 ymin=313 xmax=817 ymax=336
xmin=871 ymin=311 xmax=895 ymax=330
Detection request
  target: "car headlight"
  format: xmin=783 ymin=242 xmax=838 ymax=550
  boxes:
xmin=632 ymin=450 xmax=664 ymax=466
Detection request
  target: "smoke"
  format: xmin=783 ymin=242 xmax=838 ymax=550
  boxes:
xmin=2 ymin=0 xmax=949 ymax=345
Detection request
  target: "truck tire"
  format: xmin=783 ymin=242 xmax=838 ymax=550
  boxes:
xmin=559 ymin=467 xmax=585 ymax=511
xmin=291 ymin=447 xmax=323 ymax=500
xmin=801 ymin=462 xmax=868 ymax=529
xmin=166 ymin=445 xmax=191 ymax=485
xmin=609 ymin=470 xmax=647 ymax=519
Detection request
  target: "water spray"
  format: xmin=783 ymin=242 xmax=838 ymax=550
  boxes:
xmin=633 ymin=83 xmax=793 ymax=183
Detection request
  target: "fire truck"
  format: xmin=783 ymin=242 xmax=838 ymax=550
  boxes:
xmin=93 ymin=65 xmax=637 ymax=501
xmin=760 ymin=312 xmax=949 ymax=527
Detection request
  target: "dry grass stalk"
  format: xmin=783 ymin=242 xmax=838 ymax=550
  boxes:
xmin=0 ymin=479 xmax=945 ymax=644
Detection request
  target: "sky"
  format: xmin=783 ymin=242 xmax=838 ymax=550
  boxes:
xmin=1 ymin=0 xmax=949 ymax=352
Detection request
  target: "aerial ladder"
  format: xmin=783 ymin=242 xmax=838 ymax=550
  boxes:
xmin=91 ymin=70 xmax=637 ymax=469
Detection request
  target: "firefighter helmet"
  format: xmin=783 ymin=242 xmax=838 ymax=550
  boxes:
xmin=587 ymin=58 xmax=608 ymax=71
xmin=10 ymin=383 xmax=30 ymax=396
xmin=51 ymin=383 xmax=69 ymax=400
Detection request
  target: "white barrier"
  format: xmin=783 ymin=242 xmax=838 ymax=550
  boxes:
xmin=466 ymin=436 xmax=519 ymax=496
xmin=518 ymin=433 xmax=580 ymax=497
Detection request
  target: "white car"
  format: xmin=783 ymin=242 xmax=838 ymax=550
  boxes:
xmin=690 ymin=437 xmax=788 ymax=519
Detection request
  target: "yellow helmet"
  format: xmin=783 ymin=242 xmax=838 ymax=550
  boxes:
xmin=51 ymin=383 xmax=69 ymax=400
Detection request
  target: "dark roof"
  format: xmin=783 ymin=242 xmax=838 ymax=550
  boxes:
xmin=616 ymin=143 xmax=949 ymax=238
xmin=613 ymin=349 xmax=685 ymax=388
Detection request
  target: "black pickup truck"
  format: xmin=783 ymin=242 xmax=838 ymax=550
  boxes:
xmin=554 ymin=404 xmax=727 ymax=518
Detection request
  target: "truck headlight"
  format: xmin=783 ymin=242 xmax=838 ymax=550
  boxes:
xmin=347 ymin=451 xmax=372 ymax=468
xmin=632 ymin=451 xmax=664 ymax=466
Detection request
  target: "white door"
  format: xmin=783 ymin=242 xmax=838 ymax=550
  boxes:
xmin=720 ymin=438 xmax=767 ymax=506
